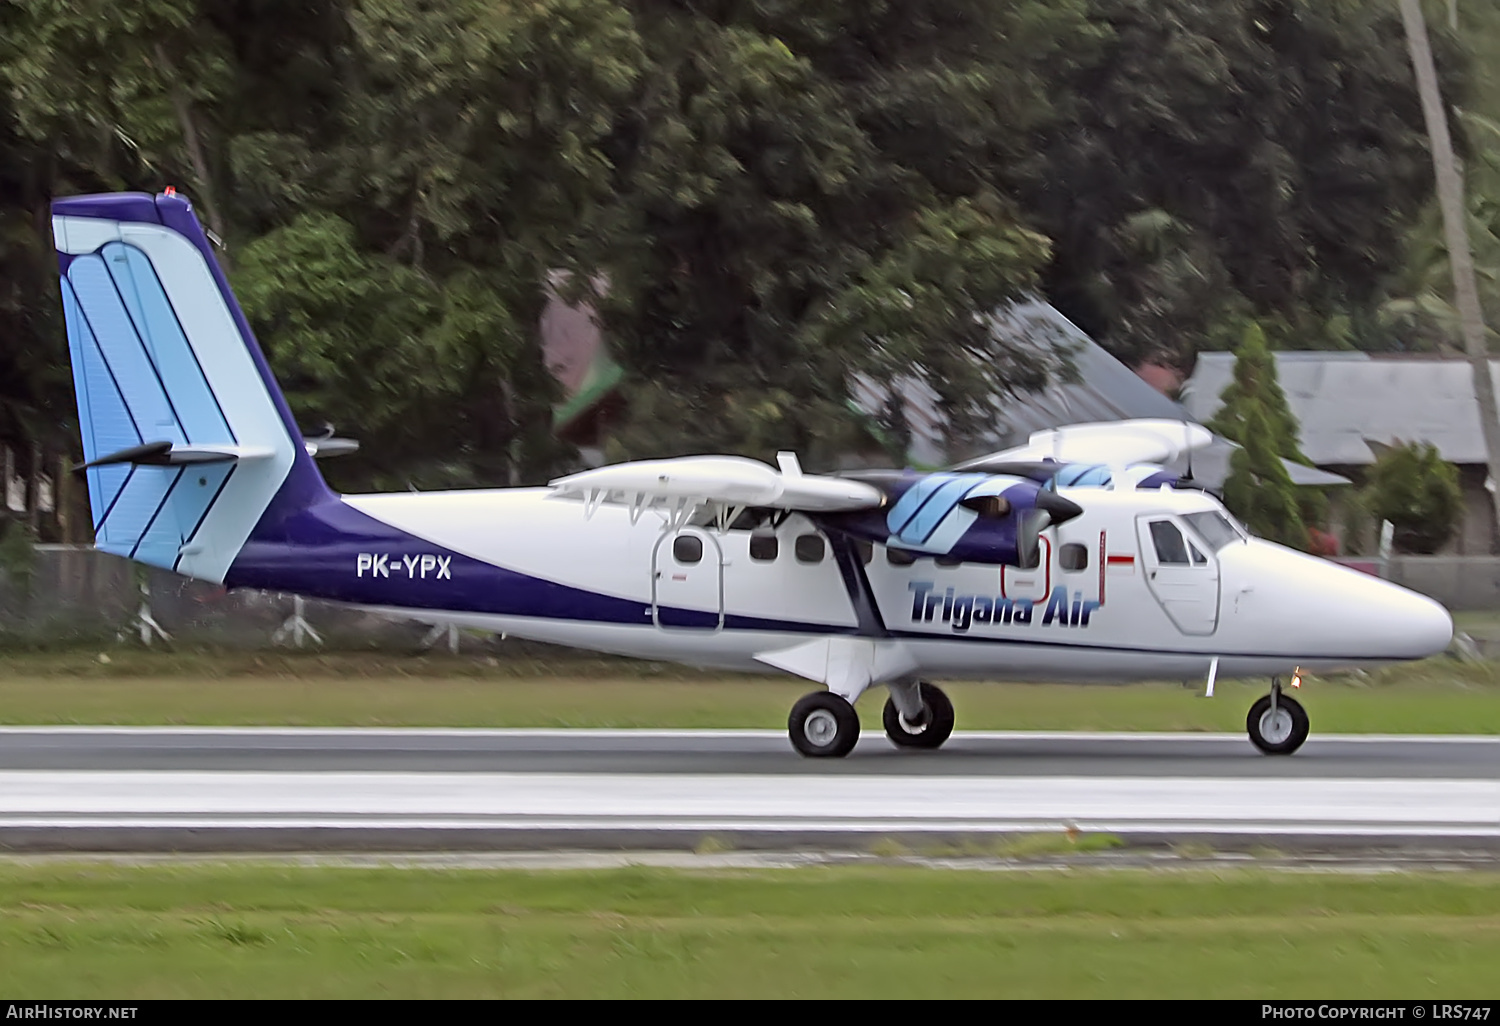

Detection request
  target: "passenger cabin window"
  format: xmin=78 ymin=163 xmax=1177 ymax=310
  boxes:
xmin=1148 ymin=520 xmax=1191 ymax=565
xmin=1059 ymin=542 xmax=1088 ymax=571
xmin=749 ymin=533 xmax=778 ymax=562
xmin=855 ymin=540 xmax=874 ymax=565
xmin=887 ymin=546 xmax=916 ymax=566
xmin=673 ymin=535 xmax=703 ymax=564
xmin=934 ymin=554 xmax=962 ymax=567
xmin=795 ymin=534 xmax=826 ymax=564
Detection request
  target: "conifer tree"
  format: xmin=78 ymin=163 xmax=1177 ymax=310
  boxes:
xmin=1210 ymin=321 xmax=1324 ymax=546
xmin=1222 ymin=404 xmax=1306 ymax=548
xmin=1208 ymin=322 xmax=1307 ymax=462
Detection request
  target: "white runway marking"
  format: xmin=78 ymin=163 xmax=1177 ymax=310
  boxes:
xmin=1 ymin=772 xmax=1496 ymax=838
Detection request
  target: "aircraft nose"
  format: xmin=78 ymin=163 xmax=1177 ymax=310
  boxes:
xmin=1222 ymin=541 xmax=1452 ymax=662
xmin=1394 ymin=590 xmax=1453 ymax=658
xmin=1337 ymin=568 xmax=1452 ymax=660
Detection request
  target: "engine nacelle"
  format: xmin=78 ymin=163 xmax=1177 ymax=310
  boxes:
xmin=824 ymin=470 xmax=1081 ymax=567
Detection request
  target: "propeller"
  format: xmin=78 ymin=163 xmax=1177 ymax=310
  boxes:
xmin=1033 ymin=489 xmax=1083 ymax=526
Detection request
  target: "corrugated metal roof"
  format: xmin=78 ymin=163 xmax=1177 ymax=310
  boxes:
xmin=1182 ymin=353 xmax=1500 ymax=466
xmin=852 ymin=301 xmax=1346 ymax=487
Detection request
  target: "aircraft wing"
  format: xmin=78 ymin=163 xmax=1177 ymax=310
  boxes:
xmin=548 ymin=453 xmax=882 ymax=528
xmin=953 ymin=419 xmax=1214 ymax=472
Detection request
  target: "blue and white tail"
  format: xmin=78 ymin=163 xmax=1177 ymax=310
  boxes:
xmin=53 ymin=192 xmax=331 ymax=583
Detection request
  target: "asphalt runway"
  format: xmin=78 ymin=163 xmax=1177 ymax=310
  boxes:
xmin=0 ymin=727 xmax=1496 ymax=777
xmin=0 ymin=728 xmax=1496 ymax=852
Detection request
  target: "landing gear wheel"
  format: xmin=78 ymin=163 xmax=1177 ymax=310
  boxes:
xmin=1247 ymin=692 xmax=1309 ymax=755
xmin=883 ymin=682 xmax=955 ymax=750
xmin=789 ymin=691 xmax=861 ymax=758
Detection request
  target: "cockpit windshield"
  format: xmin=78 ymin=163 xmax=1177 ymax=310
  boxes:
xmin=1182 ymin=510 xmax=1246 ymax=550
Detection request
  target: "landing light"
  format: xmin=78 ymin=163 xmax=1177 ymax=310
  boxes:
xmin=1291 ymin=667 xmax=1302 ymax=689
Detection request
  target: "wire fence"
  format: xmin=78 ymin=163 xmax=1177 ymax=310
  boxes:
xmin=0 ymin=546 xmax=473 ymax=651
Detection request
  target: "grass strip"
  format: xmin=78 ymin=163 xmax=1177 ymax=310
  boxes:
xmin=1 ymin=863 xmax=1498 ymax=998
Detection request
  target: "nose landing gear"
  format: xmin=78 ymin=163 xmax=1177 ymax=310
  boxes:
xmin=1247 ymin=677 xmax=1309 ymax=755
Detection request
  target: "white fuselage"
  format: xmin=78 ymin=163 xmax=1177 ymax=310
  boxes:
xmin=342 ymin=485 xmax=1452 ymax=683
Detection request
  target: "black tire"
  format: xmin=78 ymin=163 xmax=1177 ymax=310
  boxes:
xmin=882 ymin=682 xmax=956 ymax=750
xmin=789 ymin=691 xmax=861 ymax=758
xmin=1246 ymin=693 xmax=1310 ymax=755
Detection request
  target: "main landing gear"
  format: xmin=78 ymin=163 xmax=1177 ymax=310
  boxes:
xmin=788 ymin=681 xmax=955 ymax=758
xmin=1246 ymin=676 xmax=1309 ymax=756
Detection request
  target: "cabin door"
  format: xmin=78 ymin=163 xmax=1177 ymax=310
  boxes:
xmin=1135 ymin=515 xmax=1220 ymax=635
xmin=651 ymin=529 xmax=725 ymax=631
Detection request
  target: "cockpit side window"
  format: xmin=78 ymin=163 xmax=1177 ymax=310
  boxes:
xmin=1182 ymin=511 xmax=1243 ymax=550
xmin=1148 ymin=520 xmax=1191 ymax=565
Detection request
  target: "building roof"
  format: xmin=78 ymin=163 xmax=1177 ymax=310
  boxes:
xmin=1182 ymin=352 xmax=1500 ymax=466
xmin=851 ymin=300 xmax=1345 ymax=487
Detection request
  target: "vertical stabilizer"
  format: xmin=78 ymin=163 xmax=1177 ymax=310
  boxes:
xmin=53 ymin=192 xmax=331 ymax=582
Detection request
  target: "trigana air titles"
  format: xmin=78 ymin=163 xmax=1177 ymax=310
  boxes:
xmin=51 ymin=191 xmax=1452 ymax=757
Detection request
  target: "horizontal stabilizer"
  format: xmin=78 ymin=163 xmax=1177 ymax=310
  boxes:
xmin=303 ymin=437 xmax=360 ymax=459
xmin=76 ymin=440 xmax=275 ymax=471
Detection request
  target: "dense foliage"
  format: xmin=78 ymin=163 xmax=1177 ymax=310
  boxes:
xmin=1365 ymin=441 xmax=1464 ymax=554
xmin=0 ymin=0 xmax=1484 ymax=518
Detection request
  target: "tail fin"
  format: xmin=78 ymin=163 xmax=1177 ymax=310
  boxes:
xmin=53 ymin=191 xmax=332 ymax=582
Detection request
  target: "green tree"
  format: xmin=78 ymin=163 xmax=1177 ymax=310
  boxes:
xmin=1222 ymin=405 xmax=1307 ymax=547
xmin=1211 ymin=321 xmax=1321 ymax=545
xmin=0 ymin=0 xmax=1474 ymax=505
xmin=1208 ymin=322 xmax=1308 ymax=462
xmin=590 ymin=0 xmax=1087 ymax=464
xmin=1364 ymin=442 xmax=1463 ymax=554
xmin=1020 ymin=0 xmax=1457 ymax=371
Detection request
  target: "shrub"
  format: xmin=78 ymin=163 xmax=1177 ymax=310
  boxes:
xmin=1363 ymin=442 xmax=1463 ymax=554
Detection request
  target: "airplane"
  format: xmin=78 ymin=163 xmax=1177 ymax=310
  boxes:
xmin=50 ymin=190 xmax=1454 ymax=758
